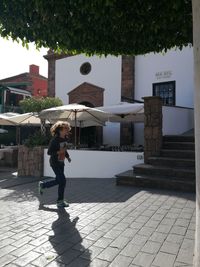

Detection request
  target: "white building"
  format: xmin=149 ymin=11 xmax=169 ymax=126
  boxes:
xmin=44 ymin=46 xmax=194 ymax=146
xmin=135 ymin=46 xmax=194 ymax=108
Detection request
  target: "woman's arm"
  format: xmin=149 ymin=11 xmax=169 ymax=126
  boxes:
xmin=65 ymin=150 xmax=69 ymax=158
xmin=47 ymin=138 xmax=59 ymax=156
xmin=65 ymin=150 xmax=71 ymax=162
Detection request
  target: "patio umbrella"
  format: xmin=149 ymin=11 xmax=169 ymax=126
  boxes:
xmin=98 ymin=102 xmax=144 ymax=122
xmin=0 ymin=112 xmax=50 ymax=144
xmin=6 ymin=112 xmax=42 ymax=125
xmin=0 ymin=113 xmax=18 ymax=126
xmin=0 ymin=112 xmax=19 ymax=117
xmin=9 ymin=113 xmax=52 ymax=144
xmin=39 ymin=103 xmax=109 ymax=148
xmin=0 ymin=112 xmax=43 ymax=126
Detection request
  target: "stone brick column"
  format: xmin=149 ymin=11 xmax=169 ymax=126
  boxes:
xmin=143 ymin=96 xmax=163 ymax=163
xmin=18 ymin=146 xmax=44 ymax=177
xmin=121 ymin=56 xmax=135 ymax=100
xmin=120 ymin=56 xmax=135 ymax=145
xmin=46 ymin=58 xmax=56 ymax=97
xmin=44 ymin=50 xmax=71 ymax=97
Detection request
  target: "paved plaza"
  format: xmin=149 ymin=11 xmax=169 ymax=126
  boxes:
xmin=0 ymin=171 xmax=196 ymax=267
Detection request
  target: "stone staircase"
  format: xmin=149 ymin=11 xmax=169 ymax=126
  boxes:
xmin=116 ymin=135 xmax=195 ymax=192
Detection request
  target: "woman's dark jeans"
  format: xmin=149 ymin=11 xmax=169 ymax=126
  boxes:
xmin=42 ymin=162 xmax=66 ymax=201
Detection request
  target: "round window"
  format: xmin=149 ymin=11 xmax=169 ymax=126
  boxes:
xmin=80 ymin=62 xmax=92 ymax=75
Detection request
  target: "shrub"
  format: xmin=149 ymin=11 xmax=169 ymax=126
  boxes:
xmin=19 ymin=97 xmax=63 ymax=113
xmin=24 ymin=130 xmax=51 ymax=148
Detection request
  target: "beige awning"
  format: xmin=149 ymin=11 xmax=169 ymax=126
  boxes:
xmin=7 ymin=87 xmax=32 ymax=97
xmin=98 ymin=102 xmax=144 ymax=122
xmin=0 ymin=113 xmax=41 ymax=125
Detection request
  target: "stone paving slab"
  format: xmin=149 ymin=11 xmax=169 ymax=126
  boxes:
xmin=0 ymin=177 xmax=195 ymax=266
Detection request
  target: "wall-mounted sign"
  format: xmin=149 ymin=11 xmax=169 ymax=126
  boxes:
xmin=155 ymin=70 xmax=172 ymax=80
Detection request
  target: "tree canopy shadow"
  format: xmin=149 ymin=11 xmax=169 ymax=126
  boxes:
xmin=0 ymin=178 xmax=142 ymax=204
xmin=0 ymin=177 xmax=195 ymax=205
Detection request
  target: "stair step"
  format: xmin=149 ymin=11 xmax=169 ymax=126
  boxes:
xmin=134 ymin=164 xmax=195 ymax=180
xmin=161 ymin=149 xmax=195 ymax=159
xmin=163 ymin=135 xmax=194 ymax=143
xmin=148 ymin=157 xmax=195 ymax=168
xmin=116 ymin=171 xmax=195 ymax=192
xmin=163 ymin=142 xmax=195 ymax=150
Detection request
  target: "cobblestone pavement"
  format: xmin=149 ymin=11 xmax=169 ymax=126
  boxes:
xmin=0 ymin=177 xmax=195 ymax=267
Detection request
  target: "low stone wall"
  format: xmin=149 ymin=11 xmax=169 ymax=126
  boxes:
xmin=18 ymin=146 xmax=45 ymax=177
xmin=0 ymin=148 xmax=18 ymax=167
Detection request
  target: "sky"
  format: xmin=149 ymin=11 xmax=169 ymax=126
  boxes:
xmin=0 ymin=37 xmax=48 ymax=80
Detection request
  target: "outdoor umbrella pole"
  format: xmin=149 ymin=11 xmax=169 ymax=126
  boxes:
xmin=74 ymin=110 xmax=77 ymax=149
xmin=19 ymin=126 xmax=21 ymax=145
xmin=16 ymin=126 xmax=20 ymax=145
xmin=16 ymin=126 xmax=18 ymax=145
xmin=79 ymin=121 xmax=82 ymax=147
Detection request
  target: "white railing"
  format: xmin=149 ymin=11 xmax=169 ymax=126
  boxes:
xmin=162 ymin=106 xmax=194 ymax=135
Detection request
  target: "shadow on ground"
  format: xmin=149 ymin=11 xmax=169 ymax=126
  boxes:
xmin=0 ymin=178 xmax=141 ymax=203
xmin=38 ymin=205 xmax=91 ymax=266
xmin=0 ymin=176 xmax=195 ymax=205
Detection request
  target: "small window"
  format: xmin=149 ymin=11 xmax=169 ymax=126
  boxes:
xmin=153 ymin=81 xmax=176 ymax=106
xmin=80 ymin=62 xmax=91 ymax=75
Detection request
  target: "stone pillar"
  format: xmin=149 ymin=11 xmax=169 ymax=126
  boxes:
xmin=47 ymin=58 xmax=56 ymax=97
xmin=18 ymin=146 xmax=44 ymax=177
xmin=43 ymin=50 xmax=71 ymax=97
xmin=143 ymin=96 xmax=163 ymax=163
xmin=120 ymin=56 xmax=135 ymax=145
xmin=121 ymin=56 xmax=135 ymax=100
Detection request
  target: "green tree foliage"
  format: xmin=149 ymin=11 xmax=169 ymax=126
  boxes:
xmin=0 ymin=0 xmax=192 ymax=56
xmin=19 ymin=97 xmax=63 ymax=113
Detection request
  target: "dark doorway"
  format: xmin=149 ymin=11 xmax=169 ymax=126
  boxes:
xmin=78 ymin=101 xmax=97 ymax=148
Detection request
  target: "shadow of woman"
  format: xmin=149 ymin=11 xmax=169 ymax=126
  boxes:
xmin=39 ymin=204 xmax=91 ymax=266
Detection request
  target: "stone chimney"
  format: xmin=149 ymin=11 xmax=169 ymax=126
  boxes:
xmin=29 ymin=64 xmax=39 ymax=76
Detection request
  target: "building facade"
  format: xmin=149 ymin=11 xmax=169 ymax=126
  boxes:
xmin=135 ymin=46 xmax=194 ymax=108
xmin=44 ymin=51 xmax=134 ymax=145
xmin=0 ymin=64 xmax=48 ymax=98
xmin=44 ymin=46 xmax=194 ymax=146
xmin=0 ymin=64 xmax=48 ymax=113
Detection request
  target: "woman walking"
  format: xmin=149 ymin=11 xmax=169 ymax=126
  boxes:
xmin=39 ymin=121 xmax=71 ymax=208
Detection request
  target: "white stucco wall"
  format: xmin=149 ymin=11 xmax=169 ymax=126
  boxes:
xmin=43 ymin=149 xmax=144 ymax=178
xmin=134 ymin=123 xmax=144 ymax=146
xmin=135 ymin=46 xmax=194 ymax=108
xmin=163 ymin=106 xmax=194 ymax=135
xmin=54 ymin=48 xmax=194 ymax=146
xmin=55 ymin=54 xmax=122 ymax=145
xmin=103 ymin=122 xmax=120 ymax=145
xmin=55 ymin=54 xmax=121 ymax=105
